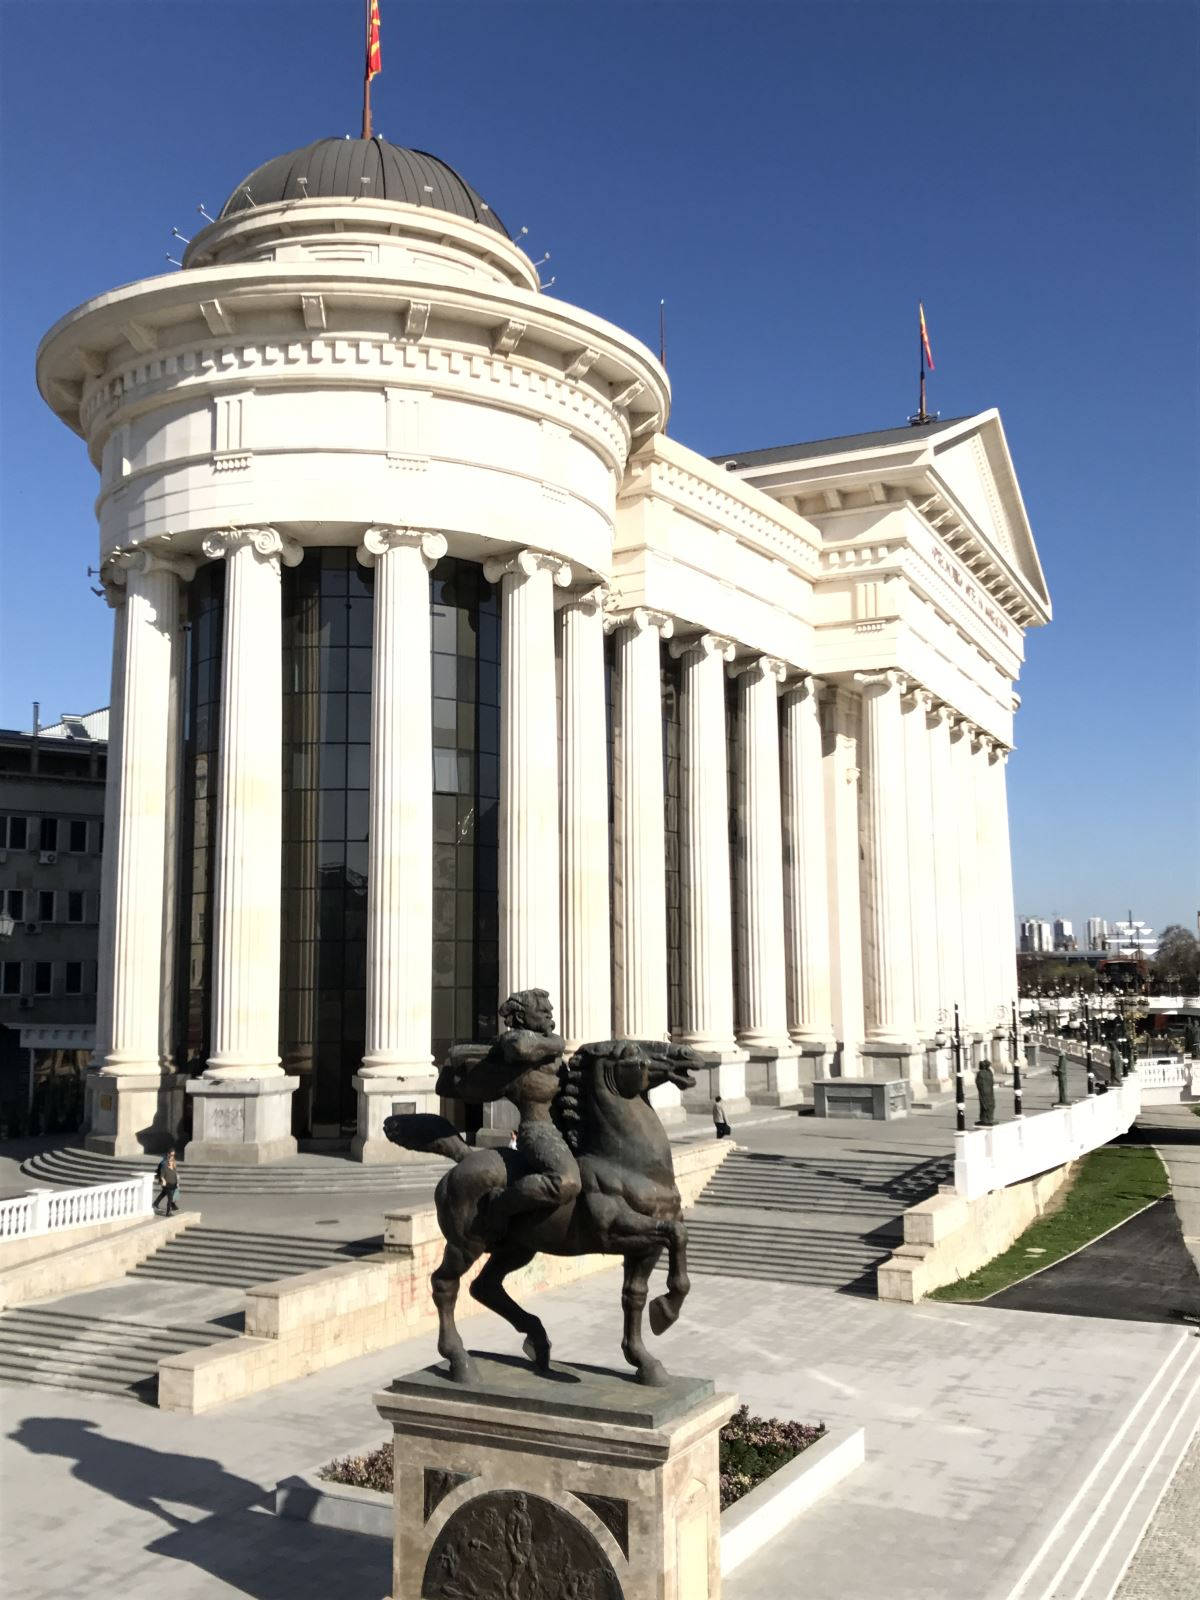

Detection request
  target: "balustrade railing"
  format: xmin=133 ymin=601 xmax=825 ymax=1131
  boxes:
xmin=0 ymin=1176 xmax=154 ymax=1243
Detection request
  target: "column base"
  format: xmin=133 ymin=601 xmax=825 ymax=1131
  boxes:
xmin=375 ymin=1357 xmax=736 ymax=1600
xmin=743 ymin=1046 xmax=804 ymax=1108
xmin=677 ymin=1049 xmax=750 ymax=1116
xmin=351 ymin=1072 xmax=442 ymax=1164
xmin=860 ymin=1039 xmax=925 ymax=1092
xmin=648 ymin=1081 xmax=687 ymax=1124
xmin=476 ymin=1097 xmax=520 ymax=1149
xmin=84 ymin=1072 xmax=187 ymax=1158
xmin=185 ymin=1075 xmax=298 ymax=1164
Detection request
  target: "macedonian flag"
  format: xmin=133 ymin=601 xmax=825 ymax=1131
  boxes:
xmin=367 ymin=0 xmax=382 ymax=82
xmin=919 ymin=302 xmax=935 ymax=371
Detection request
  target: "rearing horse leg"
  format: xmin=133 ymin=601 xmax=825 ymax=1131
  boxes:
xmin=432 ymin=1240 xmax=480 ymax=1384
xmin=622 ymin=1248 xmax=667 ymax=1386
xmin=648 ymin=1218 xmax=690 ymax=1336
xmin=469 ymin=1246 xmax=552 ymax=1372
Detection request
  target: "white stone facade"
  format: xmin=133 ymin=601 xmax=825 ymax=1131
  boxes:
xmin=37 ymin=148 xmax=1050 ymax=1158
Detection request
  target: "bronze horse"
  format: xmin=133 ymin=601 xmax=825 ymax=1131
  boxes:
xmin=385 ymin=1038 xmax=697 ymax=1386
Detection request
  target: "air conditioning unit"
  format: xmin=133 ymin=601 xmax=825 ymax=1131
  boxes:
xmin=24 ymin=923 xmax=40 ymax=935
xmin=18 ymin=997 xmax=33 ymax=1009
xmin=39 ymin=851 xmax=57 ymax=865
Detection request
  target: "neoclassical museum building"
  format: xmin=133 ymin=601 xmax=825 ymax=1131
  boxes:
xmin=36 ymin=138 xmax=1051 ymax=1161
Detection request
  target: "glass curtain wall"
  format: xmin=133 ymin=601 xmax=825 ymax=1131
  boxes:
xmin=280 ymin=549 xmax=372 ymax=1138
xmin=661 ymin=656 xmax=683 ymax=1036
xmin=173 ymin=561 xmax=224 ymax=1070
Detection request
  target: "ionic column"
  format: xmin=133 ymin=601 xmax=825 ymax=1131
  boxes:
xmin=927 ymin=702 xmax=962 ymax=1024
xmin=855 ymin=671 xmax=917 ymax=1055
xmin=991 ymin=744 xmax=1019 ymax=1022
xmin=358 ymin=527 xmax=446 ymax=1078
xmin=91 ymin=571 xmax=128 ymax=1078
xmin=610 ymin=609 xmax=672 ymax=1042
xmin=558 ymin=585 xmax=612 ymax=1047
xmin=950 ymin=717 xmax=984 ymax=1045
xmin=903 ymin=687 xmax=939 ymax=1042
xmin=103 ymin=547 xmax=195 ymax=1078
xmin=821 ymin=685 xmax=864 ymax=1074
xmin=202 ymin=527 xmax=301 ymax=1081
xmin=731 ymin=656 xmax=790 ymax=1051
xmin=669 ymin=633 xmax=739 ymax=1059
xmin=483 ymin=549 xmax=572 ymax=1020
xmin=781 ymin=676 xmax=833 ymax=1057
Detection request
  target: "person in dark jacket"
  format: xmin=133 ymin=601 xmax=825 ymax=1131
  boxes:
xmin=153 ymin=1149 xmax=180 ymax=1214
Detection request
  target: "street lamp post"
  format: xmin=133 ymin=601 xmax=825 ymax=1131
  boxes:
xmin=953 ymin=1003 xmax=966 ymax=1133
xmin=1083 ymin=991 xmax=1096 ymax=1095
xmin=1011 ymin=1000 xmax=1023 ymax=1118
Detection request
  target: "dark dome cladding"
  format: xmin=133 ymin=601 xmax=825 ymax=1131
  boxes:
xmin=218 ymin=138 xmax=507 ymax=235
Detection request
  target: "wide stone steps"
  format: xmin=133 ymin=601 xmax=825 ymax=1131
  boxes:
xmin=128 ymin=1225 xmax=381 ymax=1288
xmin=699 ymin=1150 xmax=953 ymax=1214
xmin=684 ymin=1218 xmax=896 ymax=1291
xmin=21 ymin=1143 xmax=449 ymax=1194
xmin=0 ymin=1305 xmax=237 ymax=1397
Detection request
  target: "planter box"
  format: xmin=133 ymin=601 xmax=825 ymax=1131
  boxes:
xmin=276 ymin=1422 xmax=867 ymax=1569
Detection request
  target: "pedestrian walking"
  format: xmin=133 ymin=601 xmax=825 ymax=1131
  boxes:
xmin=712 ymin=1095 xmax=731 ymax=1140
xmin=153 ymin=1149 xmax=180 ymax=1214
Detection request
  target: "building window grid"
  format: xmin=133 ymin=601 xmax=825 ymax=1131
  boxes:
xmin=726 ymin=673 xmax=744 ymax=1033
xmin=661 ymin=656 xmax=683 ymax=1037
xmin=33 ymin=961 xmax=52 ymax=995
xmin=65 ymin=961 xmax=83 ymax=995
xmin=37 ymin=891 xmax=55 ymax=923
xmin=2 ymin=961 xmax=21 ymax=995
xmin=1 ymin=816 xmax=29 ymax=851
xmin=4 ymin=889 xmax=23 ymax=921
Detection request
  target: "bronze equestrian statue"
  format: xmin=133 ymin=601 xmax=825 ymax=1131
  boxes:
xmin=384 ymin=989 xmax=699 ymax=1387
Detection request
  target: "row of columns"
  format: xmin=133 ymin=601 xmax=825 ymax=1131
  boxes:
xmin=94 ymin=526 xmax=1018 ymax=1148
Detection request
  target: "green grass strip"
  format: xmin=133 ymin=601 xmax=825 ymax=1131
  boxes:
xmin=928 ymin=1143 xmax=1169 ymax=1303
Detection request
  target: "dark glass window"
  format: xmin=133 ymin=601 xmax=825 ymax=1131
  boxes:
xmin=4 ymin=816 xmax=28 ymax=850
xmin=38 ymin=891 xmax=55 ymax=922
xmin=2 ymin=962 xmax=20 ymax=995
xmin=173 ymin=559 xmax=225 ymax=1070
xmin=280 ymin=548 xmax=374 ymax=1136
xmin=726 ymin=674 xmax=743 ymax=1031
xmin=68 ymin=820 xmax=88 ymax=852
xmin=67 ymin=891 xmax=84 ymax=923
xmin=4 ymin=890 xmax=22 ymax=920
xmin=39 ymin=817 xmax=58 ymax=851
xmin=34 ymin=961 xmax=52 ymax=995
xmin=65 ymin=961 xmax=83 ymax=995
xmin=662 ymin=655 xmax=683 ymax=1035
xmin=429 ymin=557 xmax=500 ymax=1070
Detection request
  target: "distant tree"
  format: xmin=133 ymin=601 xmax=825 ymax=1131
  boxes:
xmin=1152 ymin=926 xmax=1200 ymax=995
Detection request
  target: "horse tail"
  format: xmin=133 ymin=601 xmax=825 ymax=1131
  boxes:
xmin=383 ymin=1112 xmax=470 ymax=1165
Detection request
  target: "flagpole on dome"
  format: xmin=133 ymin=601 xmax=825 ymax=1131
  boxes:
xmin=362 ymin=0 xmax=382 ymax=140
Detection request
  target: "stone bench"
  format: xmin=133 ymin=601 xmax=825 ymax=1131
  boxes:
xmin=812 ymin=1078 xmax=910 ymax=1121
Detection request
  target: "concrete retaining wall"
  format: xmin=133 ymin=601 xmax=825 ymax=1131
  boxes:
xmin=877 ymin=1163 xmax=1073 ymax=1303
xmin=0 ymin=1213 xmax=196 ymax=1311
xmin=158 ymin=1134 xmax=733 ymax=1413
xmin=0 ymin=1206 xmax=160 ymax=1271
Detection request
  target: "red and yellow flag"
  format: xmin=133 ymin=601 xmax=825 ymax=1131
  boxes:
xmin=366 ymin=0 xmax=382 ymax=82
xmin=919 ymin=302 xmax=935 ymax=370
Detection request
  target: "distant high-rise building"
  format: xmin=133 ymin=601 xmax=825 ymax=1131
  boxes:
xmin=1019 ymin=918 xmax=1056 ymax=954
xmin=1053 ymin=917 xmax=1075 ymax=951
xmin=1086 ymin=917 xmax=1107 ymax=950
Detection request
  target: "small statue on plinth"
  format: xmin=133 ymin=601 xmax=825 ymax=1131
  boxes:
xmin=975 ymin=1060 xmax=996 ymax=1126
xmin=1108 ymin=1041 xmax=1123 ymax=1087
xmin=1055 ymin=1052 xmax=1070 ymax=1106
xmin=385 ymin=990 xmax=699 ymax=1388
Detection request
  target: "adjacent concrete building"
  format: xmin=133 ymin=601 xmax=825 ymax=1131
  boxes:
xmin=35 ymin=137 xmax=1052 ymax=1159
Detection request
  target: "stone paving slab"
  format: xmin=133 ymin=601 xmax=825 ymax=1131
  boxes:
xmin=1115 ymin=1431 xmax=1200 ymax=1600
xmin=1 ymin=1263 xmax=1190 ymax=1600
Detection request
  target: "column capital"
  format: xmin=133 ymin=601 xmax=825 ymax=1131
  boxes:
xmin=201 ymin=526 xmax=303 ymax=571
xmin=102 ymin=542 xmax=196 ymax=597
xmin=556 ymin=582 xmax=609 ymax=617
xmin=357 ymin=526 xmax=447 ymax=569
xmin=729 ymin=654 xmax=788 ymax=686
xmin=781 ymin=672 xmax=823 ymax=702
xmin=926 ymin=699 xmax=955 ymax=730
xmin=482 ymin=548 xmax=572 ymax=588
xmin=853 ymin=669 xmax=908 ymax=697
xmin=902 ymin=684 xmax=935 ymax=714
xmin=668 ymin=631 xmax=735 ymax=663
xmin=603 ymin=604 xmax=673 ymax=639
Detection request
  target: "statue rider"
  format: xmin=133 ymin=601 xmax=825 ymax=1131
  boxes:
xmin=439 ymin=989 xmax=581 ymax=1235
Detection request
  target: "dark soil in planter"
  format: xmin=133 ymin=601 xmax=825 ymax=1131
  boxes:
xmin=321 ymin=1407 xmax=826 ymax=1514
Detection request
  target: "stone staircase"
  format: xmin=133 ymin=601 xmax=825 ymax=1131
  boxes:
xmin=128 ymin=1224 xmax=382 ymax=1288
xmin=0 ymin=1304 xmax=239 ymax=1397
xmin=687 ymin=1147 xmax=953 ymax=1294
xmin=22 ymin=1143 xmax=449 ymax=1194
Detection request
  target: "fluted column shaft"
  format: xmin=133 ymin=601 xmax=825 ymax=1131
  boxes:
xmin=103 ymin=548 xmax=193 ymax=1076
xmin=733 ymin=656 xmax=789 ymax=1047
xmin=927 ymin=703 xmax=963 ymax=1020
xmin=903 ymin=688 xmax=939 ymax=1039
xmin=973 ymin=733 xmax=1000 ymax=1045
xmin=204 ymin=527 xmax=301 ymax=1079
xmin=821 ymin=686 xmax=864 ymax=1070
xmin=610 ymin=609 xmax=672 ymax=1040
xmin=991 ymin=747 xmax=1019 ymax=1017
xmin=558 ymin=586 xmax=612 ymax=1046
xmin=856 ymin=671 xmax=916 ymax=1043
xmin=359 ymin=527 xmax=445 ymax=1075
xmin=781 ymin=677 xmax=832 ymax=1044
xmin=484 ymin=549 xmax=572 ymax=1018
xmin=671 ymin=634 xmax=737 ymax=1052
xmin=92 ymin=582 xmax=128 ymax=1070
xmin=951 ymin=718 xmax=984 ymax=1035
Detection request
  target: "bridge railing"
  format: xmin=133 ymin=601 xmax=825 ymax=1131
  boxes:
xmin=953 ymin=1078 xmax=1141 ymax=1201
xmin=0 ymin=1176 xmax=154 ymax=1242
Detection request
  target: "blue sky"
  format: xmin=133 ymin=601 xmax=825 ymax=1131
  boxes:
xmin=1 ymin=1 xmax=1196 ymax=936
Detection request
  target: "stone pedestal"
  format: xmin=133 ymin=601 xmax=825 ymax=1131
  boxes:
xmin=861 ymin=1038 xmax=924 ymax=1090
xmin=375 ymin=1356 xmax=736 ymax=1600
xmin=351 ymin=1072 xmax=441 ymax=1164
xmin=678 ymin=1052 xmax=749 ymax=1116
xmin=745 ymin=1050 xmax=803 ymax=1108
xmin=186 ymin=1074 xmax=298 ymax=1164
xmin=85 ymin=1072 xmax=187 ymax=1157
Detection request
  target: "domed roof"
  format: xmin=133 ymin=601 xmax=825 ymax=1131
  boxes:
xmin=218 ymin=138 xmax=507 ymax=235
